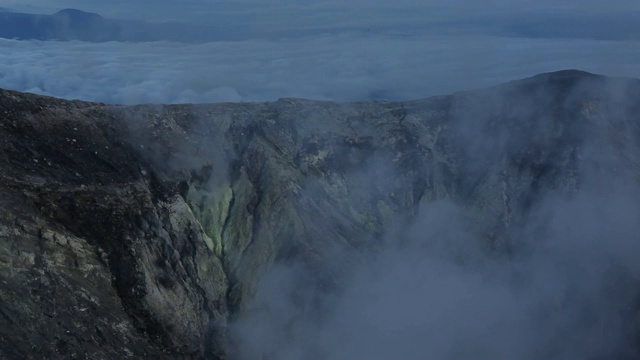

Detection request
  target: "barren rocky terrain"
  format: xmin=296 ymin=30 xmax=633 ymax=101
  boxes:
xmin=0 ymin=70 xmax=639 ymax=359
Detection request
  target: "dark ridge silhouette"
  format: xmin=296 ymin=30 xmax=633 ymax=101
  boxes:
xmin=0 ymin=8 xmax=231 ymax=43
xmin=0 ymin=8 xmax=117 ymax=41
xmin=53 ymin=8 xmax=105 ymax=23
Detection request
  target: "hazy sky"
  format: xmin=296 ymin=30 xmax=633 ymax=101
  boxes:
xmin=1 ymin=1 xmax=639 ymax=22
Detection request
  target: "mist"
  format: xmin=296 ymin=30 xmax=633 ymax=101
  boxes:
xmin=226 ymin=74 xmax=640 ymax=360
xmin=2 ymin=0 xmax=639 ymax=104
xmin=2 ymin=35 xmax=640 ymax=104
xmin=230 ymin=190 xmax=640 ymax=359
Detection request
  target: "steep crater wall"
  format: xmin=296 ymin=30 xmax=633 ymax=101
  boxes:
xmin=0 ymin=70 xmax=639 ymax=358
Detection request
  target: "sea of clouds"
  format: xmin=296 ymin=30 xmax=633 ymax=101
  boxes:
xmin=1 ymin=34 xmax=640 ymax=104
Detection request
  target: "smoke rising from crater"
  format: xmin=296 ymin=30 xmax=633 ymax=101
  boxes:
xmin=227 ymin=74 xmax=640 ymax=360
xmin=231 ymin=191 xmax=640 ymax=360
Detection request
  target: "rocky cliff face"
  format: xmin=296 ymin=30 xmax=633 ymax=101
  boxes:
xmin=0 ymin=70 xmax=639 ymax=359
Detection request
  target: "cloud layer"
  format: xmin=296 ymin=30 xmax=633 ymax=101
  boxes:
xmin=233 ymin=188 xmax=640 ymax=360
xmin=1 ymin=35 xmax=640 ymax=104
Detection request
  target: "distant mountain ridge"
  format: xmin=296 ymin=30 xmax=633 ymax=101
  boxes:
xmin=54 ymin=8 xmax=104 ymax=22
xmin=0 ymin=8 xmax=231 ymax=42
xmin=1 ymin=7 xmax=638 ymax=43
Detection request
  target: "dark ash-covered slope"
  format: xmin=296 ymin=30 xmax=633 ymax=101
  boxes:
xmin=0 ymin=70 xmax=639 ymax=359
